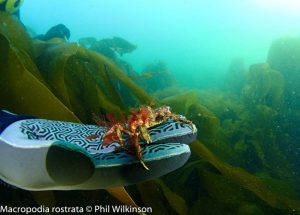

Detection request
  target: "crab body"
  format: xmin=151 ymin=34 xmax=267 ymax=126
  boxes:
xmin=90 ymin=105 xmax=194 ymax=170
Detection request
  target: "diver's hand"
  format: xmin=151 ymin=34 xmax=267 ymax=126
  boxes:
xmin=0 ymin=110 xmax=196 ymax=190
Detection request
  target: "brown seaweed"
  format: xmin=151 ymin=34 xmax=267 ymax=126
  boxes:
xmin=191 ymin=140 xmax=300 ymax=211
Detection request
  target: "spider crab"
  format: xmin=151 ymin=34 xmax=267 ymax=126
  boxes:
xmin=87 ymin=105 xmax=194 ymax=170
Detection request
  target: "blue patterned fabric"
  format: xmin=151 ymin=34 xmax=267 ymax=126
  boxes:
xmin=0 ymin=110 xmax=35 ymax=134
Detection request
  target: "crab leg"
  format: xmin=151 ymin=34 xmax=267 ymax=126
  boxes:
xmin=139 ymin=126 xmax=152 ymax=144
xmin=130 ymin=133 xmax=149 ymax=171
xmin=171 ymin=114 xmax=196 ymax=133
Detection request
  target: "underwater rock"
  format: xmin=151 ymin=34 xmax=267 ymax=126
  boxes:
xmin=161 ymin=91 xmax=199 ymax=115
xmin=187 ymin=104 xmax=220 ymax=141
xmin=136 ymin=61 xmax=177 ymax=93
xmin=101 ymin=36 xmax=137 ymax=56
xmin=91 ymin=40 xmax=117 ymax=60
xmin=253 ymin=104 xmax=277 ymax=128
xmin=195 ymin=91 xmax=245 ymax=165
xmin=267 ymin=36 xmax=300 ymax=183
xmin=242 ymin=63 xmax=284 ymax=109
xmin=267 ymin=36 xmax=300 ymax=109
xmin=78 ymin=36 xmax=139 ymax=78
xmin=79 ymin=36 xmax=137 ymax=60
xmin=239 ymin=64 xmax=288 ymax=176
xmin=198 ymin=89 xmax=297 ymax=186
xmin=198 ymin=91 xmax=243 ymax=123
xmin=161 ymin=91 xmax=220 ymax=142
xmin=34 ymin=24 xmax=70 ymax=41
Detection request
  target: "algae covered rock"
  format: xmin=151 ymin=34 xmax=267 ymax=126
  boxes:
xmin=34 ymin=24 xmax=70 ymax=41
xmin=242 ymin=63 xmax=284 ymax=109
xmin=197 ymin=91 xmax=244 ymax=123
xmin=267 ymin=36 xmax=300 ymax=182
xmin=136 ymin=61 xmax=177 ymax=93
xmin=161 ymin=91 xmax=199 ymax=114
xmin=96 ymin=36 xmax=137 ymax=56
xmin=79 ymin=36 xmax=137 ymax=60
xmin=267 ymin=36 xmax=300 ymax=109
xmin=161 ymin=91 xmax=220 ymax=141
xmin=78 ymin=36 xmax=139 ymax=78
xmin=187 ymin=104 xmax=220 ymax=141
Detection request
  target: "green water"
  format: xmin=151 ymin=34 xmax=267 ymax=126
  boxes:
xmin=22 ymin=0 xmax=300 ymax=89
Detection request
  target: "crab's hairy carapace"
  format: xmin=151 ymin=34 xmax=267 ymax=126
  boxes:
xmin=88 ymin=105 xmax=194 ymax=170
